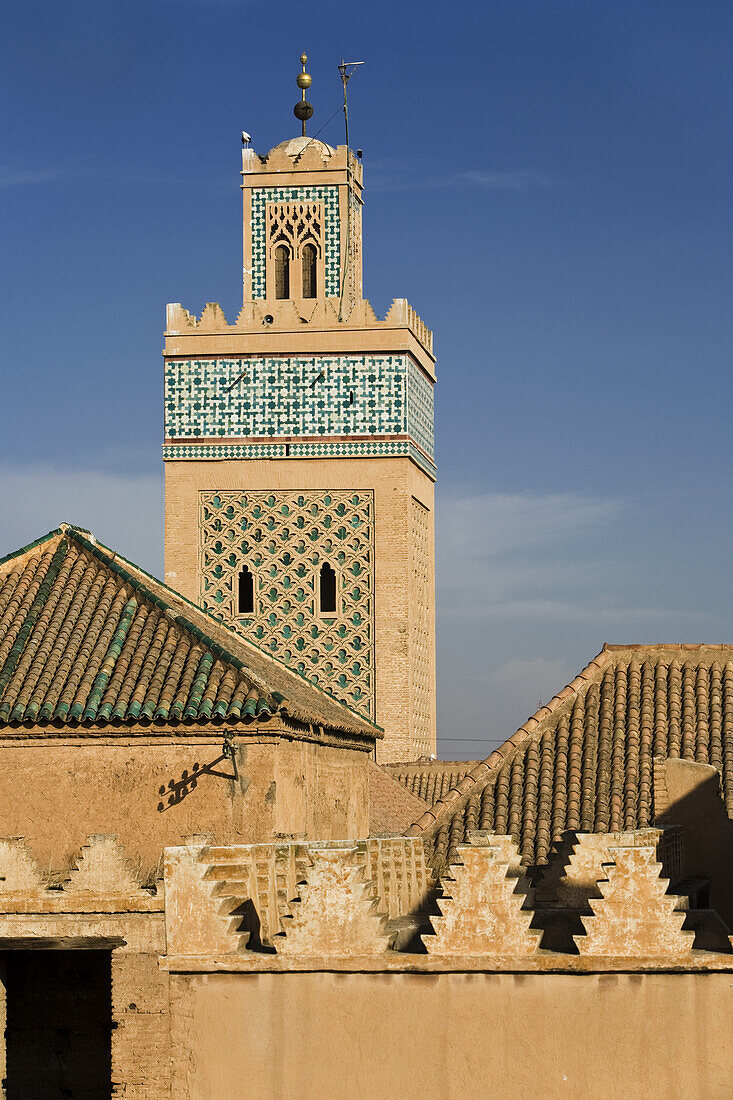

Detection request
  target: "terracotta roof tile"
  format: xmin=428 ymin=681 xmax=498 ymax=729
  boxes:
xmin=0 ymin=526 xmax=380 ymax=741
xmin=409 ymin=645 xmax=733 ymax=871
xmin=368 ymin=762 xmax=430 ymax=835
xmin=382 ymin=761 xmax=482 ymax=805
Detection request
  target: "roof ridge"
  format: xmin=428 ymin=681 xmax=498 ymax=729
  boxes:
xmin=65 ymin=528 xmax=282 ymax=708
xmin=406 ymin=646 xmax=612 ymax=836
xmin=61 ymin=525 xmax=381 ymax=735
xmin=0 ymin=528 xmax=63 ymax=572
xmin=603 ymin=642 xmax=733 ymax=653
xmin=384 ymin=759 xmax=481 ymax=770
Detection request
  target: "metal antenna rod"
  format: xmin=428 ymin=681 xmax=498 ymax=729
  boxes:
xmin=337 ymin=60 xmax=364 ymax=322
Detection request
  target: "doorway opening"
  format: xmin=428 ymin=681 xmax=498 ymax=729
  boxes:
xmin=2 ymin=949 xmax=112 ymax=1099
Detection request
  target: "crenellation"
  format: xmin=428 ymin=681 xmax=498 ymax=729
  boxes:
xmin=575 ymin=833 xmax=694 ymax=957
xmin=164 ymin=295 xmax=433 ymax=354
xmin=276 ymin=844 xmax=392 ymax=956
xmin=65 ymin=834 xmax=147 ymax=897
xmin=423 ymin=834 xmax=541 ymax=956
xmin=6 ymin=50 xmax=731 ymax=1100
xmin=165 ymin=118 xmax=437 ymax=760
xmin=0 ymin=836 xmax=46 ymax=894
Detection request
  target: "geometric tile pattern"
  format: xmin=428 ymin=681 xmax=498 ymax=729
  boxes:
xmin=407 ymin=360 xmax=435 ymax=459
xmin=164 ymin=354 xmax=434 ymax=461
xmin=251 ymin=186 xmax=340 ymax=298
xmin=163 ymin=443 xmax=288 ymax=460
xmin=0 ymin=526 xmax=372 ymax=734
xmin=162 ymin=440 xmax=437 ymax=479
xmin=199 ymin=490 xmax=374 ymax=719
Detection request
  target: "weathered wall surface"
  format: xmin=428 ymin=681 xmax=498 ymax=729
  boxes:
xmin=659 ymin=757 xmax=733 ymax=926
xmin=0 ymin=913 xmax=170 ymax=1100
xmin=112 ymin=934 xmax=171 ymax=1100
xmin=0 ymin=737 xmax=368 ymax=873
xmin=169 ymin=970 xmax=733 ymax=1100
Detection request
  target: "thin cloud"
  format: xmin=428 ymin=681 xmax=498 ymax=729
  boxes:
xmin=0 ymin=465 xmax=163 ymax=577
xmin=437 ymin=656 xmax=573 ymax=755
xmin=369 ymin=168 xmax=559 ymax=194
xmin=0 ymin=166 xmax=73 ymax=188
xmin=435 ymin=487 xmax=719 ymax=755
xmin=436 ymin=490 xmax=705 ymax=626
xmin=439 ymin=491 xmax=618 ymax=563
xmin=457 ymin=169 xmax=556 ymax=191
xmin=0 ymin=162 xmax=230 ymax=192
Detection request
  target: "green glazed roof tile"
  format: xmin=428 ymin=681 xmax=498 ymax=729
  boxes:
xmin=0 ymin=526 xmax=380 ymax=740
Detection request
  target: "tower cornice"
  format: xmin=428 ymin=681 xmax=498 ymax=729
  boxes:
xmin=165 ymin=299 xmax=435 ymax=376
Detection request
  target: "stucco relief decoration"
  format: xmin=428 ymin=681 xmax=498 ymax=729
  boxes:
xmin=267 ymin=201 xmax=324 ymax=297
xmin=250 ymin=185 xmax=340 ymax=298
xmin=268 ymin=201 xmax=322 ymax=253
xmin=199 ymin=489 xmax=375 ymax=718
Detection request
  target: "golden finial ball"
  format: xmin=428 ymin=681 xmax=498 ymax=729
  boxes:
xmin=300 ymin=53 xmax=308 ymax=65
xmin=297 ymin=72 xmax=312 ymax=90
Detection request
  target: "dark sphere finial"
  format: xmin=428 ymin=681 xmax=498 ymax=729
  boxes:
xmin=295 ymin=52 xmax=313 ymax=136
xmin=294 ymin=101 xmax=314 ymax=123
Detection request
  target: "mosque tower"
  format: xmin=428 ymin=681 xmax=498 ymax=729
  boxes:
xmin=163 ymin=57 xmax=436 ymax=762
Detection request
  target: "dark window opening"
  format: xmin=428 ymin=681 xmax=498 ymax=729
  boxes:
xmin=3 ymin=949 xmax=112 ymax=1099
xmin=238 ymin=565 xmax=254 ymax=614
xmin=301 ymin=242 xmax=317 ymax=298
xmin=275 ymin=244 xmax=290 ymax=299
xmin=349 ymin=390 xmax=355 ymax=405
xmin=319 ymin=562 xmax=337 ymax=614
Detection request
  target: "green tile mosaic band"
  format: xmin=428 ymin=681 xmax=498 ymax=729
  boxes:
xmin=164 ymin=354 xmax=434 ymax=460
xmin=163 ymin=439 xmax=436 ymax=478
xmin=250 ymin=186 xmax=341 ymax=298
xmin=407 ymin=360 xmax=435 ymax=458
xmin=163 ymin=443 xmax=288 ymax=460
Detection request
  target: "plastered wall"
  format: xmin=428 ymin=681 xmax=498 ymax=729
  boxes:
xmin=169 ymin=970 xmax=733 ymax=1100
xmin=0 ymin=736 xmax=369 ymax=872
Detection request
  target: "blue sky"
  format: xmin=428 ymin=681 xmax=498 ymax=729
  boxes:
xmin=2 ymin=0 xmax=732 ymax=757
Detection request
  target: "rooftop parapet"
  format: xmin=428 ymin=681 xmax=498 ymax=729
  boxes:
xmin=161 ymin=828 xmax=732 ymax=965
xmin=165 ymin=296 xmax=434 ymax=358
xmin=241 ymin=139 xmax=363 ymax=185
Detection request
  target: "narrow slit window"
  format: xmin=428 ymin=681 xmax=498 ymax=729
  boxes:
xmin=301 ymin=242 xmax=317 ymax=298
xmin=319 ymin=562 xmax=337 ymax=614
xmin=238 ymin=565 xmax=254 ymax=614
xmin=274 ymin=245 xmax=290 ymax=299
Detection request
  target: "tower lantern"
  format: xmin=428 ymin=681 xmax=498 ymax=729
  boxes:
xmin=163 ymin=61 xmax=437 ymax=761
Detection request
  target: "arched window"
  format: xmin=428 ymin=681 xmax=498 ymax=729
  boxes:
xmin=319 ymin=562 xmax=337 ymax=614
xmin=274 ymin=245 xmax=290 ymax=299
xmin=301 ymin=243 xmax=317 ymax=299
xmin=238 ymin=565 xmax=254 ymax=614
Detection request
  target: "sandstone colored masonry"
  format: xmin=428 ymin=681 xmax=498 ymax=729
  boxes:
xmin=159 ymin=828 xmax=733 ymax=1100
xmin=2 ymin=820 xmax=733 ymax=1096
xmin=164 ymin=132 xmax=437 ymax=762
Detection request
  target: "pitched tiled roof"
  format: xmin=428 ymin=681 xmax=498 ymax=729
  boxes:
xmin=408 ymin=645 xmax=733 ymax=871
xmin=383 ymin=761 xmax=481 ymax=806
xmin=0 ymin=526 xmax=380 ymax=739
xmin=368 ymin=762 xmax=429 ymax=835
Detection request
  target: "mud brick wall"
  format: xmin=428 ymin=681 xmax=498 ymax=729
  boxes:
xmin=112 ymin=926 xmax=170 ymax=1099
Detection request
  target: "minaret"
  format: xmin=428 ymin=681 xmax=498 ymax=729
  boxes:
xmin=163 ymin=57 xmax=436 ymax=762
